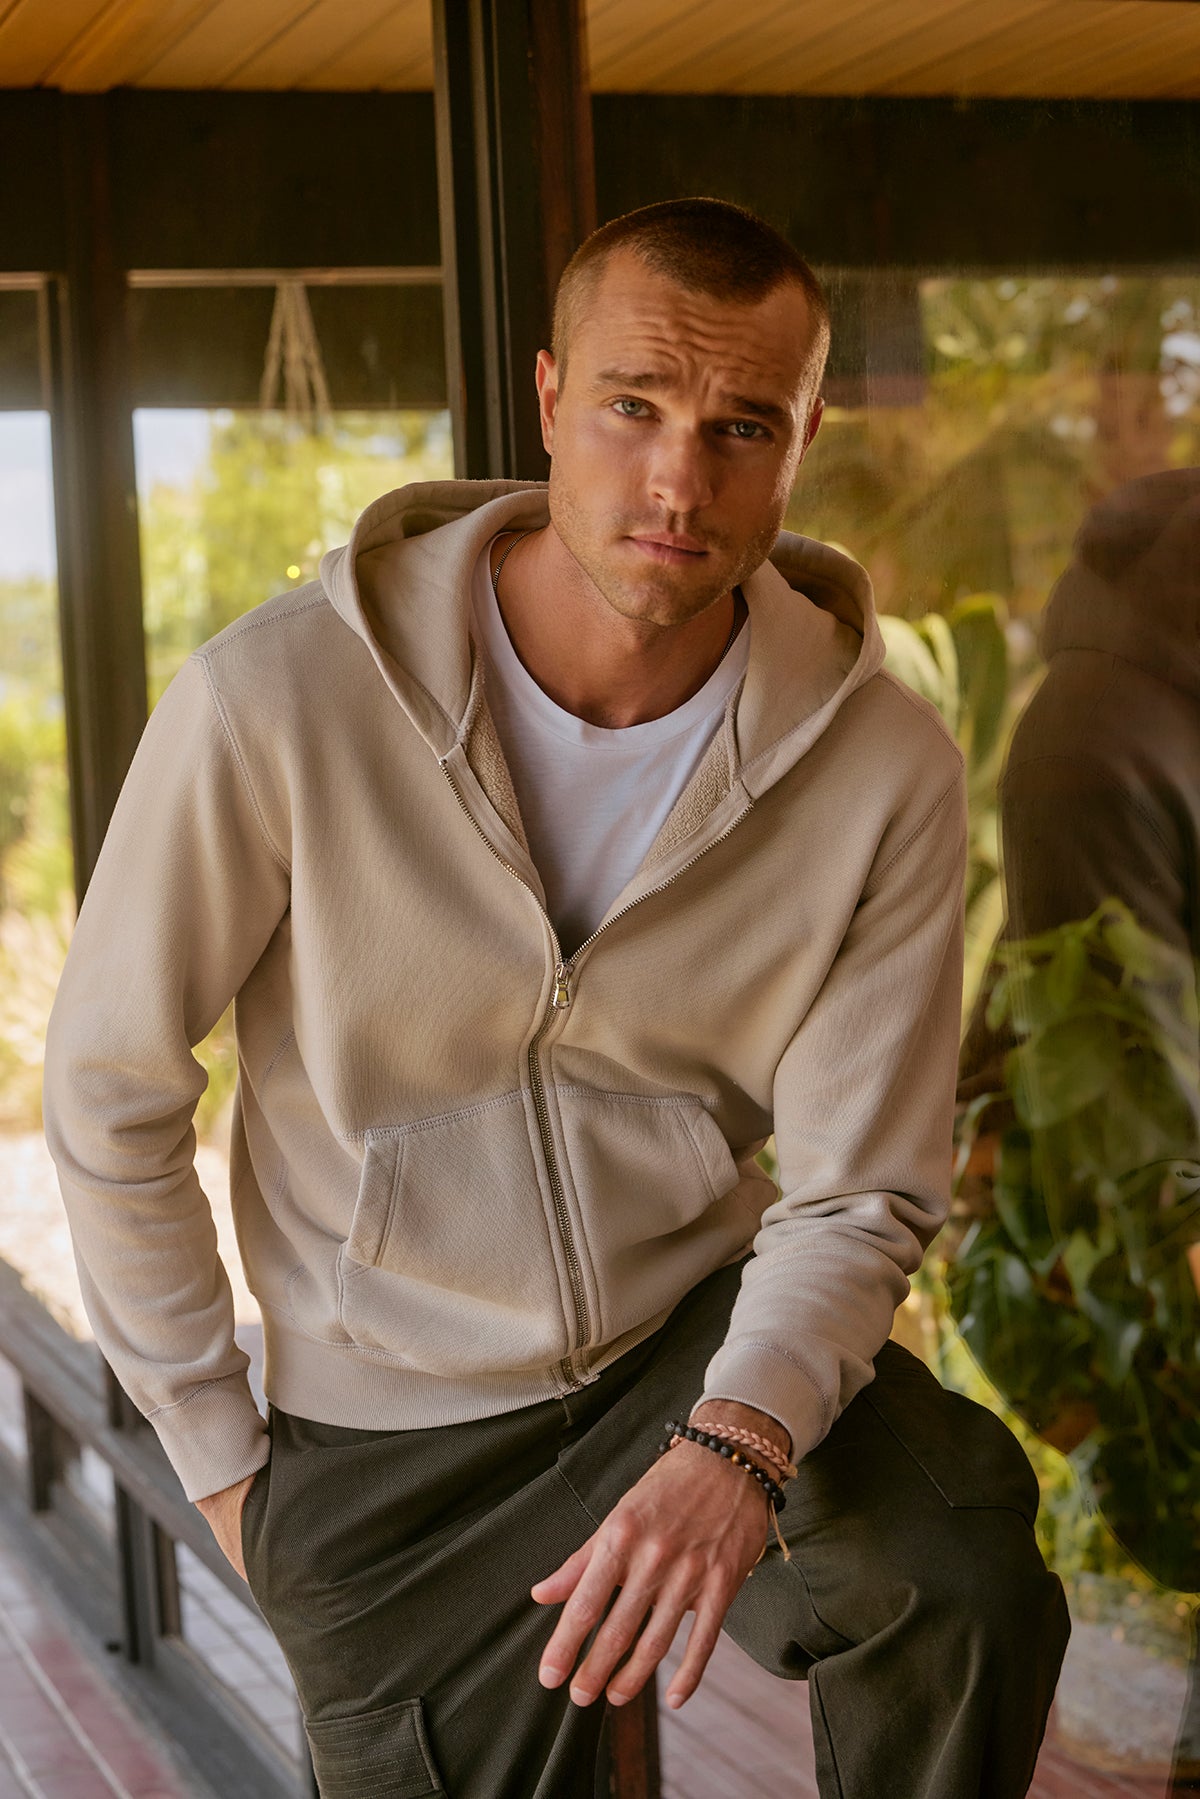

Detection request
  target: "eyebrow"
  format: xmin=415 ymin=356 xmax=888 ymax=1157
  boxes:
xmin=591 ymin=368 xmax=791 ymax=429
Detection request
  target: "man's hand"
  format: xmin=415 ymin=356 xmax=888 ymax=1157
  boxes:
xmin=194 ymin=1469 xmax=261 ymax=1582
xmin=531 ymin=1402 xmax=791 ymax=1712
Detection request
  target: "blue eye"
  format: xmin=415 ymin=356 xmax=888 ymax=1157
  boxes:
xmin=613 ymin=398 xmax=647 ymax=417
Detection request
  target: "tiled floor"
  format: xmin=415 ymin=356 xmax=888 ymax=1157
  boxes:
xmin=0 ymin=1512 xmax=215 ymax=1799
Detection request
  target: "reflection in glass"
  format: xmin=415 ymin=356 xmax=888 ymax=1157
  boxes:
xmin=952 ymin=470 xmax=1200 ymax=1782
xmin=798 ymin=274 xmax=1200 ymax=617
xmin=0 ymin=372 xmax=79 ymax=1339
xmin=791 ymin=280 xmax=1200 ymax=1781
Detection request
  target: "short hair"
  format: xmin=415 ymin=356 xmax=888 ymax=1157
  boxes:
xmin=551 ymin=196 xmax=831 ymax=399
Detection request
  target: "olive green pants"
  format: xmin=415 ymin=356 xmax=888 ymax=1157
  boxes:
xmin=240 ymin=1259 xmax=1070 ymax=1798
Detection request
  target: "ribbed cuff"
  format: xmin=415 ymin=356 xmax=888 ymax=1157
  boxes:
xmin=699 ymin=1340 xmax=832 ymax=1467
xmin=146 ymin=1372 xmax=271 ymax=1503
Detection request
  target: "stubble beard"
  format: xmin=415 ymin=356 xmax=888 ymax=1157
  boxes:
xmin=549 ymin=481 xmax=786 ymax=634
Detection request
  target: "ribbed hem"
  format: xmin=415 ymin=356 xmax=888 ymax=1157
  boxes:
xmin=157 ymin=1304 xmax=685 ymax=1503
xmin=269 ymin=1300 xmax=692 ymax=1417
xmin=263 ymin=1313 xmax=580 ymax=1432
xmin=698 ymin=1340 xmax=832 ymax=1465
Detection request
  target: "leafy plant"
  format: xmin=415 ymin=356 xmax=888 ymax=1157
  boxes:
xmin=878 ymin=592 xmax=1040 ymax=1028
xmin=944 ymin=900 xmax=1200 ymax=1592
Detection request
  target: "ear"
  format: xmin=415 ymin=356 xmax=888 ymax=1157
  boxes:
xmin=535 ymin=350 xmax=559 ymax=456
xmin=799 ymin=396 xmax=824 ymax=461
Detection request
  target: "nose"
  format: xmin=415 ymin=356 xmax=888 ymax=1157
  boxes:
xmin=646 ymin=426 xmax=715 ymax=518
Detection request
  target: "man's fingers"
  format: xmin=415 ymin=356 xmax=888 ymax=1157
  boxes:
xmin=562 ymin=1584 xmax=657 ymax=1706
xmin=662 ymin=1599 xmax=725 ymax=1710
xmin=538 ymin=1541 xmax=626 ymax=1689
xmin=604 ymin=1594 xmax=691 ymax=1706
xmin=530 ymin=1539 xmax=594 ymax=1606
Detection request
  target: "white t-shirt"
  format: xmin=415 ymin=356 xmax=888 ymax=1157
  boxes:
xmin=470 ymin=542 xmax=750 ymax=958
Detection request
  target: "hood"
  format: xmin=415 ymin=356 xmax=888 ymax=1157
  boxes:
xmin=319 ymin=478 xmax=886 ymax=797
xmin=1040 ymin=467 xmax=1200 ymax=695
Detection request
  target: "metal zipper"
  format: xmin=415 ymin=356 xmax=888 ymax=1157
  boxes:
xmin=438 ymin=755 xmax=753 ymax=1387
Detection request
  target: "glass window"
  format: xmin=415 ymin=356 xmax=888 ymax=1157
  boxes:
xmin=127 ymin=275 xmax=454 ymax=1409
xmin=0 ymin=285 xmax=78 ymax=1344
xmin=793 ymin=268 xmax=1200 ymax=1788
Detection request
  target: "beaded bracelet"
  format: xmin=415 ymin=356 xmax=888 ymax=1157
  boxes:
xmin=660 ymin=1420 xmax=792 ymax=1562
xmin=660 ymin=1421 xmax=788 ymax=1509
xmin=687 ymin=1415 xmax=798 ymax=1483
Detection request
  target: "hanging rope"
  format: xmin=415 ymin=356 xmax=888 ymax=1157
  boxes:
xmin=259 ymin=279 xmax=333 ymax=432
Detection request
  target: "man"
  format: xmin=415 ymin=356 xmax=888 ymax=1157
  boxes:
xmin=43 ymin=198 xmax=1069 ymax=1798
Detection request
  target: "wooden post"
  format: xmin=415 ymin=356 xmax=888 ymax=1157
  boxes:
xmin=46 ymin=95 xmax=148 ymax=904
xmin=431 ymin=0 xmax=596 ymax=479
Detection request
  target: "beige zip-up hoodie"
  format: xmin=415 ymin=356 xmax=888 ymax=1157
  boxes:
xmin=43 ymin=480 xmax=966 ymax=1504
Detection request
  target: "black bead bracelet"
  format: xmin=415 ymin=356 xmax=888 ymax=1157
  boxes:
xmin=659 ymin=1419 xmax=788 ymax=1513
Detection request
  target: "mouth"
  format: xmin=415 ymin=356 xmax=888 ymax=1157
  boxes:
xmin=627 ymin=534 xmax=710 ymax=564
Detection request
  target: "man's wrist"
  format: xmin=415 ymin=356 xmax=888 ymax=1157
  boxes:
xmin=688 ymin=1397 xmax=793 ymax=1465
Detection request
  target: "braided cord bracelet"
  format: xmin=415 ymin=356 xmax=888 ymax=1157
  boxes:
xmin=688 ymin=1415 xmax=798 ymax=1482
xmin=660 ymin=1420 xmax=792 ymax=1562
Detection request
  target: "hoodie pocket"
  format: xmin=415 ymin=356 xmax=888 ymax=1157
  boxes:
xmin=338 ymin=1093 xmax=569 ymax=1375
xmin=555 ymin=1088 xmax=751 ymax=1342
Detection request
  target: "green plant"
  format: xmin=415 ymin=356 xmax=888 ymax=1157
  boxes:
xmin=878 ymin=593 xmax=1039 ymax=1028
xmin=943 ymin=899 xmax=1200 ymax=1592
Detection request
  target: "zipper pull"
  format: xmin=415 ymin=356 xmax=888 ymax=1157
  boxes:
xmin=552 ymin=964 xmax=572 ymax=1009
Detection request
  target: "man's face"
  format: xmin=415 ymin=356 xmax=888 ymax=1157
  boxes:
xmin=536 ymin=249 xmax=824 ymax=631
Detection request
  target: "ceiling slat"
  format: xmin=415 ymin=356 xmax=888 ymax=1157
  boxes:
xmin=1 ymin=0 xmax=1199 ymax=100
xmin=286 ymin=0 xmax=430 ymax=90
xmin=635 ymin=0 xmax=1200 ymax=96
xmin=953 ymin=4 xmax=1190 ymax=95
xmin=752 ymin=0 xmax=1083 ymax=96
xmin=589 ymin=0 xmax=832 ymax=89
xmin=137 ymin=0 xmax=319 ymax=86
xmin=618 ymin=0 xmax=961 ymax=93
xmin=45 ymin=0 xmax=222 ymax=91
xmin=585 ymin=0 xmax=764 ymax=89
xmin=891 ymin=3 xmax=1179 ymax=98
xmin=647 ymin=0 xmax=1050 ymax=94
xmin=227 ymin=0 xmax=415 ymax=87
xmin=0 ymin=0 xmax=114 ymax=86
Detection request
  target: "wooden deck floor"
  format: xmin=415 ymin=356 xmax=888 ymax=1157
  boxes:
xmin=0 ymin=1488 xmax=1182 ymax=1799
xmin=658 ymin=1626 xmax=1181 ymax=1799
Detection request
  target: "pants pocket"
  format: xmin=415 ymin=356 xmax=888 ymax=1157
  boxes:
xmin=863 ymin=1340 xmax=1041 ymax=1525
xmin=238 ymin=1458 xmax=270 ymax=1596
xmin=305 ymin=1696 xmax=447 ymax=1797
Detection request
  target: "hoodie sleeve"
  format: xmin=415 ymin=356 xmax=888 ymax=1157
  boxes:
xmin=698 ymin=760 xmax=968 ymax=1462
xmin=42 ymin=652 xmax=291 ymax=1503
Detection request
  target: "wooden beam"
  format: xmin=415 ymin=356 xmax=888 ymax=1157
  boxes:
xmin=2 ymin=94 xmax=1199 ymax=284
xmin=591 ymin=94 xmax=1200 ymax=273
xmin=431 ymin=0 xmax=596 ymax=478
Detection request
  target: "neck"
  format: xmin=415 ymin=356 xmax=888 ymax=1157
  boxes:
xmin=489 ymin=525 xmax=744 ymax=729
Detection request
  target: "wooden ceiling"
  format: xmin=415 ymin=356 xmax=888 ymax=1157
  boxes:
xmin=0 ymin=0 xmax=1198 ymax=98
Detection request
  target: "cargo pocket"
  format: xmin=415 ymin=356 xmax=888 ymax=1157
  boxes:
xmin=863 ymin=1340 xmax=1041 ymax=1525
xmin=305 ymin=1696 xmax=446 ymax=1797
